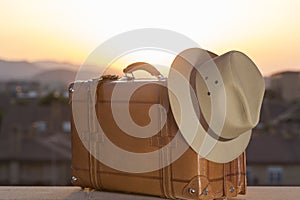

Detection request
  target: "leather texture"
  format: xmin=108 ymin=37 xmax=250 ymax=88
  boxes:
xmin=69 ymin=76 xmax=246 ymax=200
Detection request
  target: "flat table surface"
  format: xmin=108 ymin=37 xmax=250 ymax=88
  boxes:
xmin=0 ymin=186 xmax=299 ymax=200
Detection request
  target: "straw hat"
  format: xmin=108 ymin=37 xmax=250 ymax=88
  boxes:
xmin=168 ymin=48 xmax=265 ymax=163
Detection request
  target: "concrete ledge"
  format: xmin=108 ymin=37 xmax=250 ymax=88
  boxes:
xmin=0 ymin=186 xmax=300 ymax=200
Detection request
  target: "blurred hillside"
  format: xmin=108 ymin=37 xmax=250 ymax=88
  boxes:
xmin=0 ymin=59 xmax=102 ymax=85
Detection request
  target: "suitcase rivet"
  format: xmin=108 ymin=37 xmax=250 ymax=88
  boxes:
xmin=71 ymin=176 xmax=78 ymax=182
xmin=189 ymin=188 xmax=196 ymax=195
xmin=229 ymin=186 xmax=235 ymax=193
xmin=69 ymin=87 xmax=75 ymax=93
xmin=203 ymin=188 xmax=209 ymax=195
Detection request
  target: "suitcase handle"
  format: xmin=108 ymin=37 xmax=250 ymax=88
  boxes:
xmin=123 ymin=62 xmax=163 ymax=78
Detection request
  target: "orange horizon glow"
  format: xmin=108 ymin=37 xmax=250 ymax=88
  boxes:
xmin=1 ymin=0 xmax=300 ymax=77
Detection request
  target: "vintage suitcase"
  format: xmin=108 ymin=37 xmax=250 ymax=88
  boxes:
xmin=69 ymin=63 xmax=247 ymax=200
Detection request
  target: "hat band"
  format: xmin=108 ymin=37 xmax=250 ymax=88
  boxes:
xmin=200 ymin=110 xmax=235 ymax=142
xmin=206 ymin=128 xmax=234 ymax=142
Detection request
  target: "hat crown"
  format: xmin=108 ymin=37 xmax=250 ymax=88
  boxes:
xmin=196 ymin=51 xmax=265 ymax=139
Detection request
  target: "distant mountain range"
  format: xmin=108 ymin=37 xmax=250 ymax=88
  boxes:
xmin=0 ymin=60 xmax=42 ymax=80
xmin=0 ymin=59 xmax=113 ymax=85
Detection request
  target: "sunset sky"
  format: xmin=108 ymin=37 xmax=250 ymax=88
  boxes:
xmin=1 ymin=0 xmax=300 ymax=76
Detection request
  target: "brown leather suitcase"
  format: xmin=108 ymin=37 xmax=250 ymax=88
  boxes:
xmin=69 ymin=64 xmax=247 ymax=200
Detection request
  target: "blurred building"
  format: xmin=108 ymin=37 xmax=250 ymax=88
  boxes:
xmin=4 ymin=81 xmax=41 ymax=98
xmin=247 ymin=132 xmax=300 ymax=185
xmin=0 ymin=94 xmax=71 ymax=186
xmin=247 ymin=97 xmax=300 ymax=186
xmin=268 ymin=71 xmax=300 ymax=102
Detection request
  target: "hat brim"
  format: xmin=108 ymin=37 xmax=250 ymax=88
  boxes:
xmin=168 ymin=48 xmax=252 ymax=163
